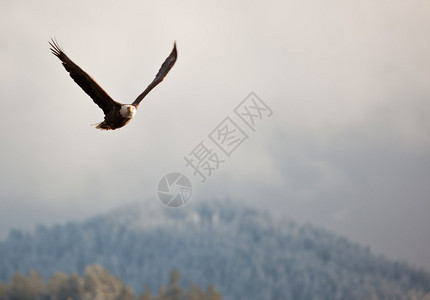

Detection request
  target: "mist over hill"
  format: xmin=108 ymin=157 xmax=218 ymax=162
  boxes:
xmin=0 ymin=200 xmax=429 ymax=300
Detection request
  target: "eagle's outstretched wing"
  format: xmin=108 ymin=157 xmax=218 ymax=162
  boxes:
xmin=49 ymin=38 xmax=121 ymax=115
xmin=132 ymin=42 xmax=177 ymax=107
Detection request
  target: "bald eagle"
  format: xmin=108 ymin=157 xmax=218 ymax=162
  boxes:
xmin=49 ymin=38 xmax=177 ymax=130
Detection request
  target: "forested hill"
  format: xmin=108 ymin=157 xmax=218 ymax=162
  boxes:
xmin=0 ymin=200 xmax=429 ymax=300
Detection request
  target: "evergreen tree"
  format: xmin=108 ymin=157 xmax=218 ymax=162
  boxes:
xmin=205 ymin=284 xmax=222 ymax=300
xmin=117 ymin=286 xmax=135 ymax=300
xmin=166 ymin=269 xmax=183 ymax=300
xmin=83 ymin=265 xmax=124 ymax=300
xmin=138 ymin=285 xmax=152 ymax=300
xmin=187 ymin=282 xmax=205 ymax=300
xmin=46 ymin=272 xmax=70 ymax=300
xmin=156 ymin=285 xmax=167 ymax=300
xmin=67 ymin=272 xmax=85 ymax=300
xmin=6 ymin=271 xmax=44 ymax=300
xmin=0 ymin=282 xmax=6 ymax=300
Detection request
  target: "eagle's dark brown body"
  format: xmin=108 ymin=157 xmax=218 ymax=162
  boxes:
xmin=49 ymin=39 xmax=177 ymax=130
xmin=97 ymin=109 xmax=133 ymax=130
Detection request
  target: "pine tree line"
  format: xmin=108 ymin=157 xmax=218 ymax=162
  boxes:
xmin=0 ymin=265 xmax=222 ymax=300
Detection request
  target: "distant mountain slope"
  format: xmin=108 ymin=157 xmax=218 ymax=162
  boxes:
xmin=0 ymin=200 xmax=429 ymax=300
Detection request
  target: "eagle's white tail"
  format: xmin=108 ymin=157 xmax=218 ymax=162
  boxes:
xmin=90 ymin=122 xmax=112 ymax=130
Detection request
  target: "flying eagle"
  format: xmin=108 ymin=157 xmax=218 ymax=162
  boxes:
xmin=49 ymin=38 xmax=177 ymax=130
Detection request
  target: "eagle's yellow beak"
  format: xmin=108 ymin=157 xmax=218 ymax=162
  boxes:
xmin=128 ymin=107 xmax=133 ymax=112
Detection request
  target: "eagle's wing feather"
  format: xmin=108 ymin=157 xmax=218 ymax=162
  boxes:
xmin=49 ymin=38 xmax=120 ymax=115
xmin=132 ymin=42 xmax=177 ymax=107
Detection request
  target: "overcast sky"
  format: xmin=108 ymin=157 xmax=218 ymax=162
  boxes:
xmin=1 ymin=0 xmax=429 ymax=270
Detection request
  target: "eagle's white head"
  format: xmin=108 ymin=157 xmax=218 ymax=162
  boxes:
xmin=120 ymin=105 xmax=137 ymax=119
